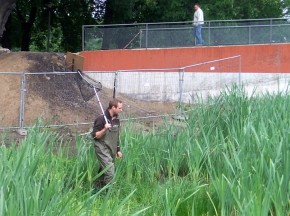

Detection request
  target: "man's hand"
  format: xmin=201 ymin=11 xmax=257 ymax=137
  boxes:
xmin=104 ymin=123 xmax=112 ymax=130
xmin=95 ymin=123 xmax=111 ymax=139
xmin=117 ymin=151 xmax=122 ymax=158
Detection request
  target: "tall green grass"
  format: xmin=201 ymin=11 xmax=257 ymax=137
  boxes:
xmin=1 ymin=87 xmax=289 ymax=215
xmin=0 ymin=123 xmax=140 ymax=215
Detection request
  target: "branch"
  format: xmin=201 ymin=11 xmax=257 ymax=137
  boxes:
xmin=0 ymin=0 xmax=16 ymax=37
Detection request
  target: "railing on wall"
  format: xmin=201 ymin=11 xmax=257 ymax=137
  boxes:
xmin=82 ymin=18 xmax=290 ymax=50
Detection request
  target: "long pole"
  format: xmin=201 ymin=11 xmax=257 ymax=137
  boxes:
xmin=94 ymin=87 xmax=108 ymax=124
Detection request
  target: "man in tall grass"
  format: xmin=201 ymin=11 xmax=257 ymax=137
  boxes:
xmin=92 ymin=99 xmax=123 ymax=191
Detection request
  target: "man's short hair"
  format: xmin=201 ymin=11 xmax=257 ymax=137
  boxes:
xmin=195 ymin=3 xmax=200 ymax=7
xmin=109 ymin=98 xmax=122 ymax=109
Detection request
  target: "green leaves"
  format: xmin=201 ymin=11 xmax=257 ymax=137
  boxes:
xmin=203 ymin=0 xmax=287 ymax=20
xmin=1 ymin=86 xmax=290 ymax=215
xmin=118 ymin=86 xmax=290 ymax=215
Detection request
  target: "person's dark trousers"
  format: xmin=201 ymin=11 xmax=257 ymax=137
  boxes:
xmin=94 ymin=142 xmax=115 ymax=189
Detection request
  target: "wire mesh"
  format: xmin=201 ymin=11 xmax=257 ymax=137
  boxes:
xmin=83 ymin=56 xmax=243 ymax=120
xmin=75 ymin=70 xmax=103 ymax=102
xmin=144 ymin=23 xmax=194 ymax=48
xmin=2 ymin=55 xmax=290 ymax=130
xmin=181 ymin=56 xmax=242 ymax=102
xmin=120 ymin=72 xmax=181 ymax=101
xmin=0 ymin=73 xmax=22 ymax=128
xmin=83 ymin=24 xmax=146 ymax=50
xmin=23 ymin=72 xmax=114 ymax=127
xmin=87 ymin=71 xmax=179 ymax=118
xmin=83 ymin=18 xmax=290 ymax=50
xmin=75 ymin=72 xmax=95 ymax=101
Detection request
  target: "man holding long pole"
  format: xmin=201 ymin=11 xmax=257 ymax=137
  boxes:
xmin=92 ymin=98 xmax=123 ymax=191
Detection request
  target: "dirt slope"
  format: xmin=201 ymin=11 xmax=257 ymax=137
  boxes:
xmin=0 ymin=52 xmax=177 ymax=128
xmin=0 ymin=52 xmax=30 ymax=127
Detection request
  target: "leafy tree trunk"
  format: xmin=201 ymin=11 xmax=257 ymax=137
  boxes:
xmin=16 ymin=5 xmax=37 ymax=51
xmin=0 ymin=0 xmax=16 ymax=38
xmin=1 ymin=15 xmax=12 ymax=49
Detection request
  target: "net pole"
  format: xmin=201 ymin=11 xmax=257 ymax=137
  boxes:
xmin=94 ymin=87 xmax=109 ymax=124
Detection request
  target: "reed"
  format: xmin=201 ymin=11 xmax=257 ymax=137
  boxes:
xmin=1 ymin=87 xmax=289 ymax=215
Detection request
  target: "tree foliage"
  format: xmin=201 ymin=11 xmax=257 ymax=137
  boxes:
xmin=202 ymin=0 xmax=290 ymax=20
xmin=1 ymin=0 xmax=96 ymax=51
xmin=0 ymin=0 xmax=289 ymax=51
xmin=57 ymin=0 xmax=96 ymax=51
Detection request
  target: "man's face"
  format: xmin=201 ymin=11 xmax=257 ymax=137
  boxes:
xmin=112 ymin=102 xmax=123 ymax=115
xmin=194 ymin=5 xmax=199 ymax=11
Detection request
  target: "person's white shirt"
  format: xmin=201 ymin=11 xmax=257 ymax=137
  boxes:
xmin=193 ymin=8 xmax=204 ymax=26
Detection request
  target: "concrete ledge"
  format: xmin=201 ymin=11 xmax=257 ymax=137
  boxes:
xmin=90 ymin=72 xmax=290 ymax=103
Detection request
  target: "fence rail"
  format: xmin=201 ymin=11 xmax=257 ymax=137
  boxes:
xmin=82 ymin=18 xmax=290 ymax=50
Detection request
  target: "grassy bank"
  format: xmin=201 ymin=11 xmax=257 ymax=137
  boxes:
xmin=1 ymin=87 xmax=289 ymax=215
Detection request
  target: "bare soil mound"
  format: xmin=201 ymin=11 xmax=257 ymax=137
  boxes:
xmin=0 ymin=52 xmax=177 ymax=129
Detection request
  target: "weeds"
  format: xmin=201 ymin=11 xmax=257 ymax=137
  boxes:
xmin=1 ymin=87 xmax=289 ymax=215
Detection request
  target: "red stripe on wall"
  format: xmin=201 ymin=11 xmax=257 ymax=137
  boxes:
xmin=80 ymin=44 xmax=290 ymax=73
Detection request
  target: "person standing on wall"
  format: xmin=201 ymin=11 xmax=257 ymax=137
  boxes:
xmin=193 ymin=3 xmax=204 ymax=46
xmin=92 ymin=99 xmax=123 ymax=192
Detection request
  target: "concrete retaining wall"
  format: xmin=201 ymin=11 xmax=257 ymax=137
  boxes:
xmin=89 ymin=72 xmax=290 ymax=103
xmin=83 ymin=44 xmax=290 ymax=103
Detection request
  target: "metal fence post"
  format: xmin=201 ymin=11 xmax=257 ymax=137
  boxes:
xmin=248 ymin=26 xmax=251 ymax=44
xmin=172 ymin=68 xmax=186 ymax=121
xmin=145 ymin=24 xmax=148 ymax=49
xmin=208 ymin=21 xmax=211 ymax=46
xmin=113 ymin=71 xmax=118 ymax=98
xmin=82 ymin=25 xmax=85 ymax=51
xmin=19 ymin=73 xmax=26 ymax=128
xmin=270 ymin=19 xmax=273 ymax=43
xmin=178 ymin=68 xmax=185 ymax=108
xmin=139 ymin=30 xmax=142 ymax=48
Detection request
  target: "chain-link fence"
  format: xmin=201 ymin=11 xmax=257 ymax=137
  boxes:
xmin=83 ymin=18 xmax=290 ymax=50
xmin=22 ymin=72 xmax=117 ymax=128
xmin=88 ymin=55 xmax=242 ymax=104
xmin=1 ymin=55 xmax=290 ymax=130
